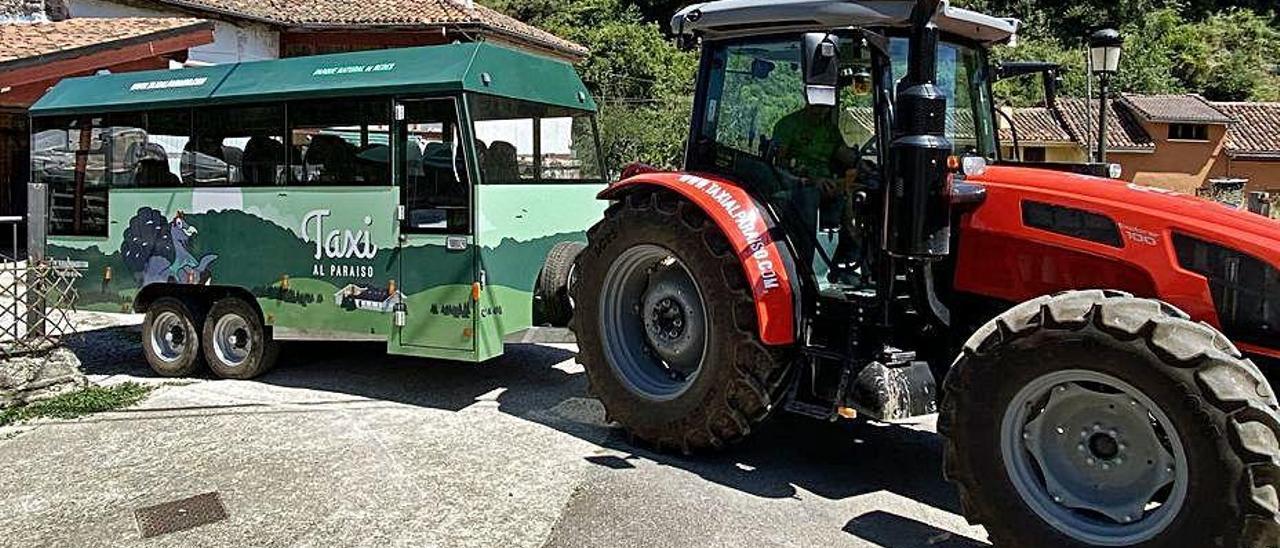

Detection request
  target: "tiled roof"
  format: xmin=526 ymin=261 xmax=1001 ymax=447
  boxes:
xmin=999 ymin=106 xmax=1073 ymax=143
xmin=0 ymin=17 xmax=209 ymax=65
xmin=1054 ymin=97 xmax=1155 ymax=151
xmin=133 ymin=0 xmax=586 ymax=57
xmin=1120 ymin=93 xmax=1234 ymax=124
xmin=1213 ymin=101 xmax=1280 ymax=159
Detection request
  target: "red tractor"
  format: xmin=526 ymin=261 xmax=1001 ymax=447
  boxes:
xmin=569 ymin=0 xmax=1280 ymax=546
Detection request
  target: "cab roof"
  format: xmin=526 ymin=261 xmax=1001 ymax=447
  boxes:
xmin=672 ymin=0 xmax=1019 ymax=44
xmin=30 ymin=41 xmax=596 ymax=117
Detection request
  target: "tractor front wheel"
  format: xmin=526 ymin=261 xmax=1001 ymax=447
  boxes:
xmin=572 ymin=191 xmax=791 ymax=452
xmin=941 ymin=290 xmax=1280 ymax=547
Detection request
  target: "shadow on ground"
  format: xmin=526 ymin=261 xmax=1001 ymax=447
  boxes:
xmin=844 ymin=512 xmax=988 ymax=547
xmin=70 ymin=326 xmax=968 ymax=535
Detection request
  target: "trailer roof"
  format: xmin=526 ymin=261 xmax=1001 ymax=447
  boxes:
xmin=30 ymin=42 xmax=596 ymax=117
xmin=672 ymin=0 xmax=1019 ymax=44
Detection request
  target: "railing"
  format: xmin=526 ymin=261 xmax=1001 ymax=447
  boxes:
xmin=1 ymin=216 xmax=80 ymax=356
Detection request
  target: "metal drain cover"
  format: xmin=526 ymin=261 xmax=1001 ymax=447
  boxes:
xmin=134 ymin=492 xmax=228 ymax=538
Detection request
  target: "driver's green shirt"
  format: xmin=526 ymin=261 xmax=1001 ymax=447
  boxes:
xmin=771 ymin=106 xmax=844 ymax=179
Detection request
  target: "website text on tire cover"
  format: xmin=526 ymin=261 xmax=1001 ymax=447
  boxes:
xmin=569 ymin=0 xmax=1280 ymax=546
xmin=28 ymin=42 xmax=606 ymax=376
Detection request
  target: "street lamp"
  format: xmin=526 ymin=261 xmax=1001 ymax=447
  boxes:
xmin=1089 ymin=28 xmax=1123 ymax=162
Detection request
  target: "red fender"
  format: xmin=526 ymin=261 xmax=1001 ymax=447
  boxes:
xmin=599 ymin=171 xmax=798 ymax=346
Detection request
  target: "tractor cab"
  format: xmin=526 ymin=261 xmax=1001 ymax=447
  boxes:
xmin=675 ymin=0 xmax=1012 ymax=295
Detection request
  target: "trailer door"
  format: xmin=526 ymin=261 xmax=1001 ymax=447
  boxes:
xmin=393 ymin=98 xmax=477 ymax=355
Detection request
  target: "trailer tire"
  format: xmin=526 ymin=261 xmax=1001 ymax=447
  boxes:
xmin=941 ymin=290 xmax=1280 ymax=548
xmin=142 ymin=297 xmax=204 ymax=377
xmin=202 ymin=297 xmax=278 ymax=380
xmin=572 ymin=191 xmax=792 ymax=453
xmin=534 ymin=241 xmax=585 ymax=326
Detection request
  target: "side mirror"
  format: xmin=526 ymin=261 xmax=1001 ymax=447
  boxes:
xmin=802 ymin=32 xmax=839 ymax=106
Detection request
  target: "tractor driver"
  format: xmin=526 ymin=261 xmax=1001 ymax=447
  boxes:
xmin=769 ymin=69 xmax=875 ymax=287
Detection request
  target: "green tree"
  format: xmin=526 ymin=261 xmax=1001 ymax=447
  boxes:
xmin=1169 ymin=9 xmax=1280 ymax=101
xmin=484 ymin=0 xmax=697 ymax=172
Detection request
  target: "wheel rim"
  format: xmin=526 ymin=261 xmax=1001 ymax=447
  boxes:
xmin=211 ymin=312 xmax=253 ymax=368
xmin=566 ymin=261 xmax=580 ymax=310
xmin=599 ymin=244 xmax=708 ymax=401
xmin=149 ymin=311 xmax=189 ymax=363
xmin=1001 ymin=369 xmax=1189 ymax=546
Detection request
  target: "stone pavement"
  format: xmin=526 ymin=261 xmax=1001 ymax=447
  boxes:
xmin=0 ymin=318 xmax=989 ymax=548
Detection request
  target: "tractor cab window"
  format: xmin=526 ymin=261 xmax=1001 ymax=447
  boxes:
xmin=888 ymin=38 xmax=997 ymax=159
xmin=696 ymin=37 xmax=873 ymax=195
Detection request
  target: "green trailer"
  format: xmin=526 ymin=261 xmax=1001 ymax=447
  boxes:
xmin=29 ymin=42 xmax=606 ymax=377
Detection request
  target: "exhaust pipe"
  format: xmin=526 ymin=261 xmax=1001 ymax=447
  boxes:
xmin=883 ymin=0 xmax=953 ymax=260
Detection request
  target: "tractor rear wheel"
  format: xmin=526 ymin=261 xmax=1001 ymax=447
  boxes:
xmin=941 ymin=290 xmax=1280 ymax=548
xmin=571 ymin=191 xmax=791 ymax=452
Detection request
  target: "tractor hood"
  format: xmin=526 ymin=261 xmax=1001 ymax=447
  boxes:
xmin=969 ymin=165 xmax=1280 ymax=264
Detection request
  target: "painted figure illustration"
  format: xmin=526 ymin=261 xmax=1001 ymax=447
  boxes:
xmin=121 ymin=207 xmax=219 ymax=286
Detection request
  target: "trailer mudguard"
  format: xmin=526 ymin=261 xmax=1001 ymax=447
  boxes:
xmin=599 ymin=171 xmax=798 ymax=345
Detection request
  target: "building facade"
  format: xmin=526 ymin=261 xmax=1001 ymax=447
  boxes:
xmin=1006 ymin=94 xmax=1280 ymax=201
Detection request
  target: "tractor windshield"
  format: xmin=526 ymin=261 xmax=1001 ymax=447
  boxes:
xmin=690 ymin=34 xmax=997 ymax=193
xmin=887 ymin=37 xmax=997 ymax=159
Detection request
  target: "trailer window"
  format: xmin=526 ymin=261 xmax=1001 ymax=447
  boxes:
xmin=400 ymin=99 xmax=470 ymax=233
xmin=190 ymin=104 xmax=286 ymax=186
xmin=469 ymin=95 xmax=602 ymax=184
xmin=32 ymin=117 xmax=109 ymax=236
xmin=288 ymin=99 xmax=391 ymax=186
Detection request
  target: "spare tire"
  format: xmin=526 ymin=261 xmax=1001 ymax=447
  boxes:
xmin=534 ymin=240 xmax=585 ymax=327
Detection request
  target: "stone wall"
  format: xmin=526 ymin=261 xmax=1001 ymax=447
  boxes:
xmin=0 ymin=347 xmax=85 ymax=408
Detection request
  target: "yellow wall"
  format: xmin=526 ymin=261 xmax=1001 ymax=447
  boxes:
xmin=1001 ymin=144 xmax=1087 ymax=163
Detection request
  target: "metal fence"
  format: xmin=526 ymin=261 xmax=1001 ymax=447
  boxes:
xmin=1 ymin=217 xmax=81 ymax=357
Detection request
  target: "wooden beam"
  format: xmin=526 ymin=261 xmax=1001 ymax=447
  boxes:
xmin=0 ymin=27 xmax=213 ymax=89
xmin=0 ymin=56 xmax=175 ymax=108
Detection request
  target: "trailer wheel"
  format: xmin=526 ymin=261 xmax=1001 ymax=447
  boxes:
xmin=572 ymin=191 xmax=791 ymax=452
xmin=534 ymin=241 xmax=585 ymax=326
xmin=941 ymin=290 xmax=1280 ymax=548
xmin=142 ymin=297 xmax=203 ymax=377
xmin=202 ymin=297 xmax=278 ymax=380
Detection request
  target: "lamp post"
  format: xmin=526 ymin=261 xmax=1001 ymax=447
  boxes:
xmin=1089 ymin=28 xmax=1123 ymax=162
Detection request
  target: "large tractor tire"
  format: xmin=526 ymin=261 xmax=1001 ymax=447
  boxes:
xmin=571 ymin=191 xmax=791 ymax=453
xmin=941 ymin=290 xmax=1280 ymax=548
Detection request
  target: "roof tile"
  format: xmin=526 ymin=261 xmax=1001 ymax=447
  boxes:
xmin=141 ymin=0 xmax=586 ymax=57
xmin=1054 ymin=97 xmax=1155 ymax=151
xmin=0 ymin=17 xmax=207 ymax=64
xmin=998 ymin=106 xmax=1073 ymax=143
xmin=1212 ymin=101 xmax=1280 ymax=158
xmin=1120 ymin=93 xmax=1234 ymax=124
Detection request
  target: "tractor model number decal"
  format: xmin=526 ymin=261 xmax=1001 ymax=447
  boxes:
xmin=677 ymin=174 xmax=782 ymax=291
xmin=1119 ymin=223 xmax=1160 ymax=247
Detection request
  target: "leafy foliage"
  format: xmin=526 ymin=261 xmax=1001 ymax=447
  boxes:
xmin=970 ymin=1 xmax=1280 ymax=105
xmin=0 ymin=382 xmax=153 ymax=426
xmin=483 ymin=0 xmax=1279 ymax=167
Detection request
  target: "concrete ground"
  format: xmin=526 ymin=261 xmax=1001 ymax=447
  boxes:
xmin=0 ymin=316 xmax=990 ymax=548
